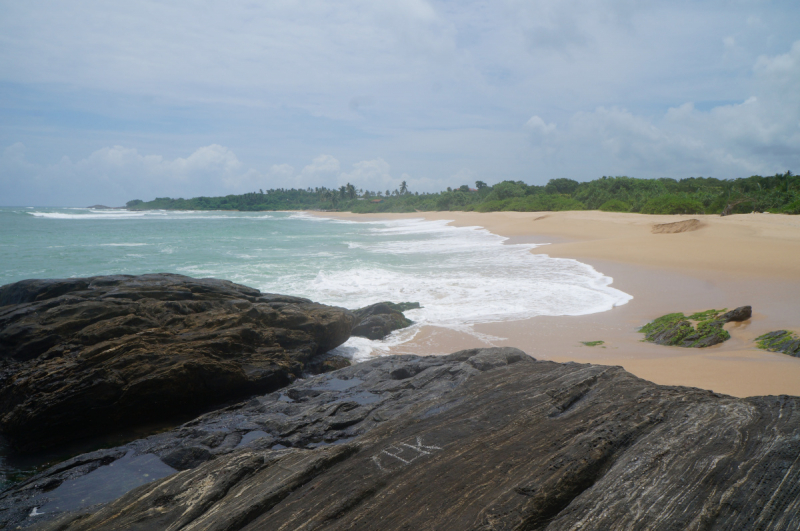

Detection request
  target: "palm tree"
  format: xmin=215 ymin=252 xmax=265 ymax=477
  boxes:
xmin=346 ymin=183 xmax=356 ymax=199
xmin=339 ymin=185 xmax=347 ymax=199
xmin=399 ymin=181 xmax=408 ymax=194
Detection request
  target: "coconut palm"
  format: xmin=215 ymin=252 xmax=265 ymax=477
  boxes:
xmin=399 ymin=181 xmax=408 ymax=194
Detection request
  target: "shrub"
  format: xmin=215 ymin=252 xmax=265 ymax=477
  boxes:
xmin=781 ymin=199 xmax=800 ymax=214
xmin=640 ymin=195 xmax=704 ymax=215
xmin=598 ymin=199 xmax=631 ymax=212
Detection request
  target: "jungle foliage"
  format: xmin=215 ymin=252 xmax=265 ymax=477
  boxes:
xmin=126 ymin=172 xmax=799 ymax=215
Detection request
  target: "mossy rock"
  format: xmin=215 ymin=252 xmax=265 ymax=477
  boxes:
xmin=581 ymin=340 xmax=605 ymax=347
xmin=640 ymin=309 xmax=734 ymax=348
xmin=756 ymin=330 xmax=800 ymax=357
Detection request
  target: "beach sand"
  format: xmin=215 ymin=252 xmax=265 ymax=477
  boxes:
xmin=317 ymin=210 xmax=800 ymax=398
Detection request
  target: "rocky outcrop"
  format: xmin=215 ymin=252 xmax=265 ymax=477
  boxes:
xmin=651 ymin=218 xmax=702 ymax=234
xmin=640 ymin=306 xmax=751 ymax=348
xmin=757 ymin=330 xmax=800 ymax=357
xmin=0 ymin=274 xmax=355 ymax=451
xmin=5 ymin=347 xmax=800 ymax=530
xmin=351 ymin=301 xmax=419 ymax=340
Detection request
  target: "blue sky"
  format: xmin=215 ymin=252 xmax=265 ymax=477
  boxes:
xmin=1 ymin=0 xmax=799 ymax=206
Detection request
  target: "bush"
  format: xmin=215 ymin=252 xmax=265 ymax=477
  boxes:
xmin=598 ymin=199 xmax=631 ymax=212
xmin=781 ymin=199 xmax=800 ymax=214
xmin=640 ymin=195 xmax=704 ymax=215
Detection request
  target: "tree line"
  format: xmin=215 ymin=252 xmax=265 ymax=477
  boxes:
xmin=126 ymin=172 xmax=800 ymax=215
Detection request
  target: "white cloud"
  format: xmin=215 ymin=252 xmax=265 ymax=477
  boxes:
xmin=525 ymin=115 xmax=556 ymax=137
xmin=0 ymin=144 xmax=260 ymax=206
xmin=515 ymin=40 xmax=800 ymax=179
xmin=1 ymin=2 xmax=799 ymax=204
xmin=338 ymin=158 xmax=398 ymax=191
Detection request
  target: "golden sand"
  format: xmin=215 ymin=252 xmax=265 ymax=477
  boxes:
xmin=316 ymin=210 xmax=800 ymax=397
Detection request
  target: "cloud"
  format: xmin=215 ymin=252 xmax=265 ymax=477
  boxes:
xmin=0 ymin=144 xmax=259 ymax=206
xmin=525 ymin=115 xmax=556 ymax=137
xmin=1 ymin=2 xmax=799 ymax=204
xmin=516 ymin=40 xmax=800 ymax=179
xmin=338 ymin=158 xmax=397 ymax=191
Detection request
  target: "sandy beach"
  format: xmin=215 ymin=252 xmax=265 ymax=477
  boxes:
xmin=318 ymin=210 xmax=800 ymax=398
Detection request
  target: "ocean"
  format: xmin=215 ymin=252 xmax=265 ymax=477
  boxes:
xmin=0 ymin=206 xmax=632 ymax=360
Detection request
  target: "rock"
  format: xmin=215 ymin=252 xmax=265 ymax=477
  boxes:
xmin=651 ymin=218 xmax=702 ymax=234
xmin=0 ymin=274 xmax=355 ymax=451
xmin=756 ymin=330 xmax=800 ymax=357
xmin=5 ymin=347 xmax=800 ymax=530
xmin=640 ymin=306 xmax=751 ymax=348
xmin=351 ymin=301 xmax=418 ymax=340
xmin=720 ymin=305 xmax=752 ymax=322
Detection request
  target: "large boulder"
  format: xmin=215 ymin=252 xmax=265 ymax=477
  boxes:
xmin=0 ymin=274 xmax=355 ymax=451
xmin=5 ymin=348 xmax=800 ymax=530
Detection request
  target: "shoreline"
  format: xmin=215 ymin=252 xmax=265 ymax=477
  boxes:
xmin=314 ymin=210 xmax=800 ymax=398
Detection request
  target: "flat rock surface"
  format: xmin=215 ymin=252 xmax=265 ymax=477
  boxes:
xmin=4 ymin=347 xmax=800 ymax=530
xmin=0 ymin=274 xmax=355 ymax=451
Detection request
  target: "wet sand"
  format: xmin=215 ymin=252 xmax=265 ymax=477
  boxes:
xmin=316 ymin=210 xmax=800 ymax=397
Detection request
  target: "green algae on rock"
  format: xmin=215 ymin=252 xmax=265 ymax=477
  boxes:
xmin=581 ymin=340 xmax=605 ymax=347
xmin=639 ymin=306 xmax=752 ymax=348
xmin=756 ymin=330 xmax=800 ymax=357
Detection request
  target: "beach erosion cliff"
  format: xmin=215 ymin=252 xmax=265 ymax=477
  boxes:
xmin=0 ymin=275 xmax=799 ymax=530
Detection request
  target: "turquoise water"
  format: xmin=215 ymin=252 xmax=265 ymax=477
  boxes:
xmin=1 ymin=207 xmax=631 ymax=359
xmin=1 ymin=206 xmax=632 ymax=489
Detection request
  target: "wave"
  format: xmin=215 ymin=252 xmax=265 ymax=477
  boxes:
xmin=26 ymin=210 xmax=275 ymax=221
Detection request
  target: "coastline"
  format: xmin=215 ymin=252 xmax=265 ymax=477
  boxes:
xmin=314 ymin=210 xmax=800 ymax=397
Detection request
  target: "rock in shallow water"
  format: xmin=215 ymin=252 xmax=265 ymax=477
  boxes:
xmin=5 ymin=347 xmax=800 ymax=530
xmin=640 ymin=306 xmax=752 ymax=348
xmin=351 ymin=301 xmax=418 ymax=340
xmin=0 ymin=274 xmax=355 ymax=452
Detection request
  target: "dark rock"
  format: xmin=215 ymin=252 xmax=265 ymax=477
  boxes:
xmin=720 ymin=305 xmax=752 ymax=322
xmin=351 ymin=301 xmax=418 ymax=340
xmin=756 ymin=330 xmax=800 ymax=357
xmin=5 ymin=347 xmax=800 ymax=530
xmin=161 ymin=446 xmax=215 ymax=471
xmin=0 ymin=274 xmax=355 ymax=451
xmin=640 ymin=306 xmax=751 ymax=348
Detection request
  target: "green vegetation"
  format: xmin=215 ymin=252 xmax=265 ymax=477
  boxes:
xmin=126 ymin=171 xmax=800 ymax=215
xmin=756 ymin=330 xmax=800 ymax=357
xmin=580 ymin=340 xmax=605 ymax=347
xmin=687 ymin=309 xmax=726 ymax=321
xmin=598 ymin=199 xmax=631 ymax=212
xmin=640 ymin=310 xmax=731 ymax=348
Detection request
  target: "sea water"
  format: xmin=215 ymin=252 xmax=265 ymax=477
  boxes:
xmin=0 ymin=207 xmax=631 ymax=360
xmin=0 ymin=206 xmax=632 ymax=487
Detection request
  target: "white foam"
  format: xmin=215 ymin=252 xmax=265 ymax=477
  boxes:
xmin=27 ymin=210 xmax=275 ymax=221
xmin=258 ymin=216 xmax=632 ymax=361
xmin=29 ymin=211 xmax=150 ymax=219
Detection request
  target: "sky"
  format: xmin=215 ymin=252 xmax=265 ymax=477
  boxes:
xmin=1 ymin=0 xmax=799 ymax=206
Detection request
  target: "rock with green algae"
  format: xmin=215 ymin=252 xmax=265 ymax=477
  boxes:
xmin=640 ymin=306 xmax=751 ymax=348
xmin=756 ymin=330 xmax=800 ymax=357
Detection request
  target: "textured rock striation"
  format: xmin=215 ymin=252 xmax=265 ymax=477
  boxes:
xmin=0 ymin=274 xmax=355 ymax=451
xmin=640 ymin=306 xmax=752 ymax=348
xmin=351 ymin=301 xmax=419 ymax=340
xmin=5 ymin=347 xmax=800 ymax=530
